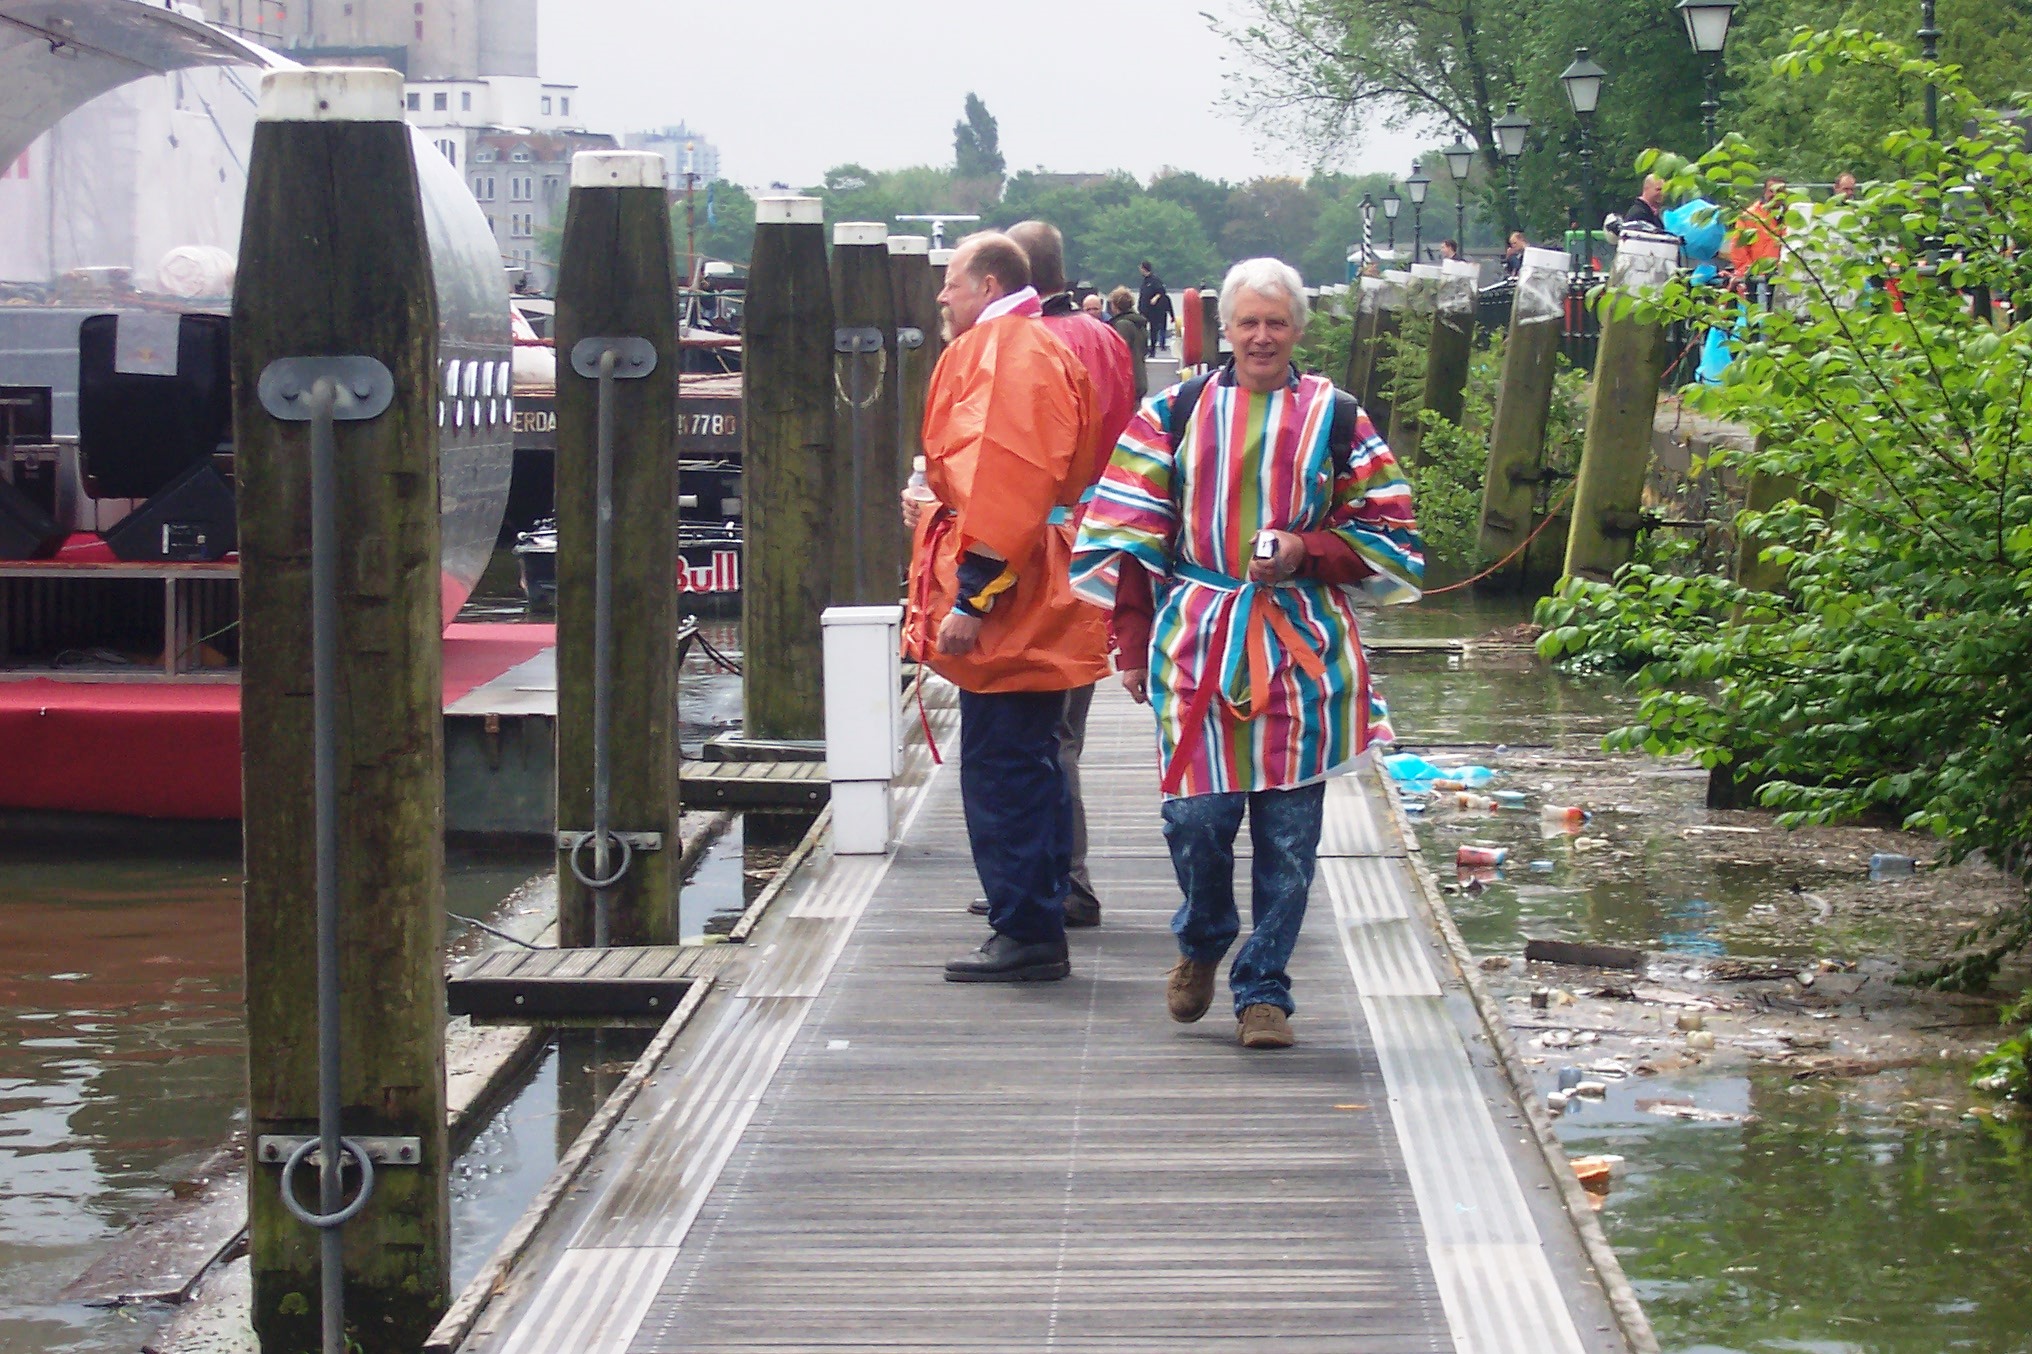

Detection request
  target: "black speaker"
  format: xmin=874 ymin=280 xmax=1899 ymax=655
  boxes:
xmin=0 ymin=474 xmax=62 ymax=560
xmin=77 ymin=313 xmax=233 ymax=500
xmin=104 ymin=460 xmax=236 ymax=562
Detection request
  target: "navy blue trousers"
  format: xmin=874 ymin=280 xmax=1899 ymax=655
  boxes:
xmin=958 ymin=688 xmax=1070 ymax=945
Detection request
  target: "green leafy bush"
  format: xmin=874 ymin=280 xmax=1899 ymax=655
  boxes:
xmin=1536 ymin=30 xmax=2032 ymax=997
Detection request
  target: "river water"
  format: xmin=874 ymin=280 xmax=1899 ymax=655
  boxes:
xmin=1369 ymin=592 xmax=2032 ymax=1354
xmin=8 ymin=578 xmax=2030 ymax=1354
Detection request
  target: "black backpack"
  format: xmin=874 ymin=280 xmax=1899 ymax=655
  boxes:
xmin=1163 ymin=363 xmax=1366 ymax=480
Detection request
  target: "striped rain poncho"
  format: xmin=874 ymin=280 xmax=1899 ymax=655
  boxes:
xmin=1070 ymin=369 xmax=1422 ymax=798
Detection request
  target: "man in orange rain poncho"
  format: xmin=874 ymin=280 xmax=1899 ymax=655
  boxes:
xmin=900 ymin=231 xmax=1110 ymax=983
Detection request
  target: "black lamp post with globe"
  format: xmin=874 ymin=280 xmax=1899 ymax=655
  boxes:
xmin=1382 ymin=182 xmax=1402 ymax=255
xmin=1442 ymin=134 xmax=1475 ymax=256
xmin=1677 ymin=0 xmax=1738 ymax=145
xmin=1493 ymin=102 xmax=1531 ymax=233
xmin=1406 ymin=160 xmax=1431 ymax=263
xmin=1559 ymin=47 xmax=1607 ymax=277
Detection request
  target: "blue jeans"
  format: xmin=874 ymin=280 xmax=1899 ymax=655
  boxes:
xmin=959 ymin=688 xmax=1070 ymax=945
xmin=1162 ymin=782 xmax=1326 ymax=1016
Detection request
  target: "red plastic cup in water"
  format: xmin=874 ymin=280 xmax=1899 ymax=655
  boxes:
xmin=1457 ymin=844 xmax=1508 ymax=867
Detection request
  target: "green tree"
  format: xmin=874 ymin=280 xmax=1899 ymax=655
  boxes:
xmin=987 ymin=172 xmax=1141 ymax=279
xmin=953 ymin=92 xmax=1005 ymax=179
xmin=691 ymin=179 xmax=755 ymax=265
xmin=1079 ymin=199 xmax=1223 ymax=295
xmin=1148 ymin=169 xmax=1234 ymax=246
xmin=1219 ymin=177 xmax=1323 ymax=265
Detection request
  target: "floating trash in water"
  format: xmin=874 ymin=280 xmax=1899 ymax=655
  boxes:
xmin=1458 ymin=844 xmax=1508 ymax=867
xmin=1528 ymin=859 xmax=1556 ymax=873
xmin=1869 ymin=853 xmax=1917 ymax=881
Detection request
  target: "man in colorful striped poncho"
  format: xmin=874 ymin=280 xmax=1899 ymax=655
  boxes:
xmin=1070 ymin=258 xmax=1423 ymax=1049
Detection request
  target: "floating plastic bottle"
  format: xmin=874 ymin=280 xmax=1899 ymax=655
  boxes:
xmin=1457 ymin=844 xmax=1508 ymax=867
xmin=1492 ymin=790 xmax=1529 ymax=808
xmin=1868 ymin=852 xmax=1916 ymax=881
xmin=1540 ymin=804 xmax=1591 ymax=827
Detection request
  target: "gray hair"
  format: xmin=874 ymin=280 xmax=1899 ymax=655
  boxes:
xmin=1217 ymin=258 xmax=1309 ymax=331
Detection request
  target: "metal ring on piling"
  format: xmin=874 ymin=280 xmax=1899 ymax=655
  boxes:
xmin=569 ymin=828 xmax=633 ymax=891
xmin=278 ymin=1136 xmax=377 ymax=1230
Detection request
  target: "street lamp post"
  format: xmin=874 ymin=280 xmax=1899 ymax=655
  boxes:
xmin=1406 ymin=160 xmax=1431 ymax=263
xmin=1382 ymin=183 xmax=1402 ymax=254
xmin=1560 ymin=47 xmax=1607 ymax=277
xmin=1443 ymin=134 xmax=1474 ymax=256
xmin=1919 ymin=0 xmax=1940 ymax=136
xmin=1493 ymin=102 xmax=1531 ymax=232
xmin=1677 ymin=0 xmax=1737 ymax=145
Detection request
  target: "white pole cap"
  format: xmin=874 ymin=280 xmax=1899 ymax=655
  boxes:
xmin=258 ymin=67 xmax=404 ymax=123
xmin=1441 ymin=258 xmax=1480 ymax=280
xmin=569 ymin=150 xmax=666 ymax=189
xmin=1522 ymin=246 xmax=1571 ymax=273
xmin=928 ymin=248 xmax=955 ymax=266
xmin=833 ymin=222 xmax=887 ymax=247
xmin=1618 ymin=235 xmax=1681 ymax=260
xmin=755 ymin=195 xmax=823 ymax=225
xmin=1410 ymin=263 xmax=1445 ymax=280
xmin=887 ymin=235 xmax=931 ymax=255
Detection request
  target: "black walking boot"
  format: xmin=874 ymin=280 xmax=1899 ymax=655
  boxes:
xmin=944 ymin=932 xmax=1070 ymax=983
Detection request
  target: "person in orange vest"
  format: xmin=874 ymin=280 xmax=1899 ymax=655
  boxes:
xmin=900 ymin=231 xmax=1111 ymax=982
xmin=1731 ymin=176 xmax=1788 ymax=303
xmin=1003 ymin=218 xmax=1137 ymax=931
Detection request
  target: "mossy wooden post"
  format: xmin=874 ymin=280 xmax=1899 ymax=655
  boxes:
xmin=236 ymin=67 xmax=448 ymax=1350
xmin=831 ymin=222 xmax=901 ymax=604
xmin=553 ymin=151 xmax=681 ymax=947
xmin=1362 ymin=272 xmax=1406 ymax=435
xmin=1386 ymin=265 xmax=1441 ymax=463
xmin=743 ymin=196 xmax=834 ymax=740
xmin=1563 ymin=236 xmax=1677 ymax=583
xmin=1419 ymin=257 xmax=1478 ymax=439
xmin=1178 ymin=285 xmax=1202 ymax=368
xmin=1478 ymin=247 xmax=1571 ymax=588
xmin=887 ymin=234 xmax=936 ymax=492
xmin=1344 ymin=276 xmax=1381 ymax=396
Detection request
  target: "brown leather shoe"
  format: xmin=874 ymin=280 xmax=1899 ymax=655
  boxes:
xmin=1238 ymin=1004 xmax=1295 ymax=1049
xmin=1166 ymin=957 xmax=1217 ymax=1023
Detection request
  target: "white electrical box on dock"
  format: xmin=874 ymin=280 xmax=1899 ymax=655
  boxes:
xmin=822 ymin=604 xmax=903 ymax=855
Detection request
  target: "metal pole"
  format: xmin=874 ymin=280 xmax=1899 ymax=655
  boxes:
xmin=1413 ymin=204 xmax=1423 ymax=264
xmin=1455 ymin=199 xmax=1467 ymax=256
xmin=1920 ymin=0 xmax=1940 ymax=136
xmin=1506 ymin=170 xmax=1521 ymax=235
xmin=591 ymin=347 xmax=615 ymax=948
xmin=1702 ymin=58 xmax=1721 ymax=145
xmin=308 ymin=375 xmax=345 ymax=1354
xmin=1360 ymin=197 xmax=1374 ymax=275
xmin=1386 ymin=216 xmax=1397 ymax=253
xmin=1579 ymin=126 xmax=1595 ymax=281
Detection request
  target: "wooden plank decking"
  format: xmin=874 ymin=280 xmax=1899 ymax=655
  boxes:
xmin=444 ymin=686 xmax=1643 ymax=1354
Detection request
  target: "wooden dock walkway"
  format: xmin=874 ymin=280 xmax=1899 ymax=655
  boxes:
xmin=437 ymin=685 xmax=1650 ymax=1354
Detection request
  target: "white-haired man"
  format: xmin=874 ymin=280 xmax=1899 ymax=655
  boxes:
xmin=1070 ymin=258 xmax=1424 ymax=1048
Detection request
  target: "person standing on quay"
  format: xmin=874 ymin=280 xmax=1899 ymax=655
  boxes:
xmin=1071 ymin=258 xmax=1423 ymax=1047
xmin=1004 ymin=218 xmax=1137 ymax=931
xmin=1139 ymin=259 xmax=1173 ymax=355
xmin=902 ymin=231 xmax=1110 ymax=982
xmin=1107 ymin=286 xmax=1149 ymax=397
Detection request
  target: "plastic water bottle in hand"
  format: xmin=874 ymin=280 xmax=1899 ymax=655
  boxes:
xmin=905 ymin=455 xmax=936 ymax=504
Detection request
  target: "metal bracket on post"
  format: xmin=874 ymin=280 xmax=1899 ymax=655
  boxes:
xmin=896 ymin=327 xmax=924 ymax=352
xmin=564 ymin=337 xmax=658 ymax=945
xmin=834 ymin=327 xmax=885 ymax=600
xmin=255 ymin=354 xmax=397 ymax=1354
xmin=258 ymin=1135 xmax=424 ymax=1167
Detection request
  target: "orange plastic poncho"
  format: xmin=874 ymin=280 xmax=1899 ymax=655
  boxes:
xmin=904 ymin=311 xmax=1111 ymax=694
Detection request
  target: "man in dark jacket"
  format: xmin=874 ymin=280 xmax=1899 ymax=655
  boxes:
xmin=1108 ymin=286 xmax=1149 ymax=397
xmin=1138 ymin=260 xmax=1173 ymax=355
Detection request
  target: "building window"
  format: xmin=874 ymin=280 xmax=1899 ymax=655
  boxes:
xmin=406 ymin=92 xmax=420 ymax=111
xmin=415 ymin=19 xmax=423 ymax=39
xmin=511 ymin=148 xmax=531 ymax=163
xmin=473 ymin=176 xmax=495 ymax=202
xmin=435 ymin=139 xmax=457 ymax=167
xmin=543 ymin=176 xmax=561 ymax=202
xmin=560 ymin=97 xmax=570 ymax=117
xmin=540 ymin=96 xmax=552 ymax=116
xmin=510 ymin=175 xmax=532 ymax=202
xmin=433 ymin=91 xmax=447 ymax=111
xmin=461 ymin=91 xmax=472 ymax=112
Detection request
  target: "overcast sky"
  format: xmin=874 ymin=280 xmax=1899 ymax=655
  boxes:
xmin=534 ymin=0 xmax=1428 ymax=189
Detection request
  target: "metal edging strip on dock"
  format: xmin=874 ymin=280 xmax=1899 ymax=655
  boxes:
xmin=1322 ymin=769 xmax=1601 ymax=1354
xmin=443 ymin=693 xmax=956 ymax=1354
xmin=1365 ymin=763 xmax=1663 ymax=1354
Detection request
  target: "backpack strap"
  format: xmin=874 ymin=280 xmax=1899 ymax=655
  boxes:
xmin=1162 ymin=368 xmax=1216 ymax=457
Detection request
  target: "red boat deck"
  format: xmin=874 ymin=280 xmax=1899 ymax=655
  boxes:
xmin=0 ymin=622 xmax=555 ymax=819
